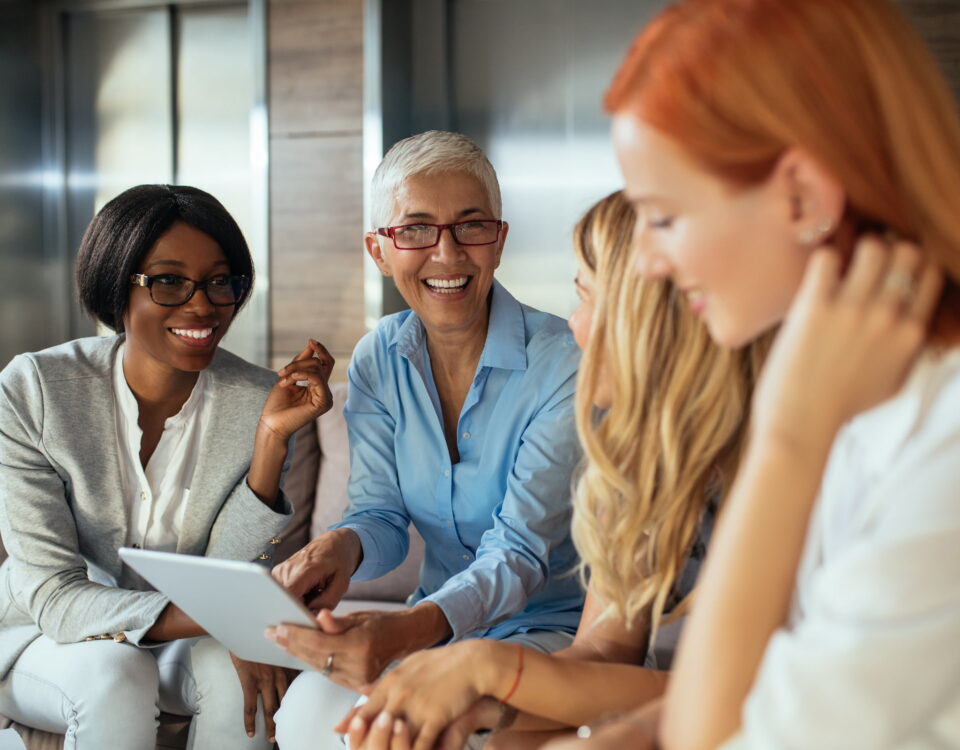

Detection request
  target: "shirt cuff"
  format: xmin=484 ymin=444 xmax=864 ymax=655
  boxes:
xmin=332 ymin=522 xmax=396 ymax=581
xmin=421 ymin=582 xmax=485 ymax=641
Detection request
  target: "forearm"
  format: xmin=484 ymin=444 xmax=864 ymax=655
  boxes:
xmin=246 ymin=423 xmax=289 ymax=507
xmin=482 ymin=641 xmax=669 ymax=728
xmin=146 ymin=602 xmax=206 ymax=641
xmin=662 ymin=435 xmax=832 ymax=750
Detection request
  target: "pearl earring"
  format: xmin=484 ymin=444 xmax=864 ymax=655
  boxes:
xmin=798 ymin=218 xmax=834 ymax=247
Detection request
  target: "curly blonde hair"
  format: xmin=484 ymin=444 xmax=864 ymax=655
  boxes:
xmin=570 ymin=191 xmax=771 ymax=635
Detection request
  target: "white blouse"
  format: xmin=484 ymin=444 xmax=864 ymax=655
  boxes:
xmin=721 ymin=347 xmax=960 ymax=749
xmin=113 ymin=343 xmax=212 ymax=553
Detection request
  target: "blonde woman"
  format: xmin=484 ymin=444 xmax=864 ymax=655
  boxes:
xmin=338 ymin=191 xmax=770 ymax=750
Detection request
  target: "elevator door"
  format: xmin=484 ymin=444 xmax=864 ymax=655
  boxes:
xmin=51 ymin=0 xmax=266 ymax=363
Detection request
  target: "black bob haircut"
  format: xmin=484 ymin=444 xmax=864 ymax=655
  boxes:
xmin=76 ymin=184 xmax=254 ymax=332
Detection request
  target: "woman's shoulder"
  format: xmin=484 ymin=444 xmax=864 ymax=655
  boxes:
xmin=519 ymin=303 xmax=580 ymax=372
xmin=1 ymin=335 xmax=120 ymax=386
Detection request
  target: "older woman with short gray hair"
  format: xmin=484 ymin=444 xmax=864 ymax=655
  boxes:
xmin=271 ymin=130 xmax=585 ymax=747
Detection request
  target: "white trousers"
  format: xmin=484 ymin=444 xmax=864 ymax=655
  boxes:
xmin=0 ymin=635 xmax=272 ymax=750
xmin=274 ymin=629 xmax=574 ymax=750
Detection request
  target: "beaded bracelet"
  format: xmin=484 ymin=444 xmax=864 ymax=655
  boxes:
xmin=499 ymin=643 xmax=525 ymax=705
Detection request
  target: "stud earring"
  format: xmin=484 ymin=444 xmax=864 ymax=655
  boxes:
xmin=798 ymin=218 xmax=834 ymax=247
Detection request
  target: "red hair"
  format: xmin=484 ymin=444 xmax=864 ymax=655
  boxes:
xmin=606 ymin=0 xmax=960 ymax=339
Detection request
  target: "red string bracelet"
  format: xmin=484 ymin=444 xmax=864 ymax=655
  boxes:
xmin=500 ymin=643 xmax=525 ymax=705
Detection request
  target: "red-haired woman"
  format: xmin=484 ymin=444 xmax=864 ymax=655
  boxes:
xmin=566 ymin=0 xmax=960 ymax=748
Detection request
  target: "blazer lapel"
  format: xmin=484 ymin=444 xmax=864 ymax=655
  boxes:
xmin=176 ymin=357 xmax=262 ymax=554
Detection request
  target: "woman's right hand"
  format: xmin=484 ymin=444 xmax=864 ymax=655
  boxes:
xmin=271 ymin=528 xmax=362 ymax=611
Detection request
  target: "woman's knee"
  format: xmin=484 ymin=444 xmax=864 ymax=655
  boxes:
xmin=80 ymin=641 xmax=160 ymax=710
xmin=275 ymin=671 xmax=358 ymax=749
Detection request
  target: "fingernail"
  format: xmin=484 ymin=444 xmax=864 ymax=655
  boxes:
xmin=247 ymin=731 xmax=254 ymax=738
xmin=350 ymin=715 xmax=365 ymax=731
xmin=264 ymin=628 xmax=276 ymax=641
xmin=376 ymin=712 xmax=392 ymax=728
xmin=393 ymin=719 xmax=404 ymax=735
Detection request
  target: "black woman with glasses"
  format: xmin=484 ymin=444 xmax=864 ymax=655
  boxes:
xmin=269 ymin=131 xmax=585 ymax=749
xmin=0 ymin=184 xmax=333 ymax=749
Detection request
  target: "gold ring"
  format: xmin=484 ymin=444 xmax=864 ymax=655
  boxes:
xmin=321 ymin=653 xmax=334 ymax=677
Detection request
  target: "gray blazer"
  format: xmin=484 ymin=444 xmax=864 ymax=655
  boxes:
xmin=0 ymin=335 xmax=293 ymax=678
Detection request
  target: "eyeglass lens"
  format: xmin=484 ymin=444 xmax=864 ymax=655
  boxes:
xmin=393 ymin=221 xmax=500 ymax=249
xmin=149 ymin=275 xmax=245 ymax=306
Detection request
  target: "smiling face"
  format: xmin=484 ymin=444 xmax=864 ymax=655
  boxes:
xmin=612 ymin=113 xmax=810 ymax=348
xmin=123 ymin=221 xmax=236 ymax=375
xmin=365 ymin=171 xmax=507 ymax=340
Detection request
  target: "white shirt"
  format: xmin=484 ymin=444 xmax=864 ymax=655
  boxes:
xmin=722 ymin=347 xmax=960 ymax=750
xmin=114 ymin=343 xmax=212 ymax=552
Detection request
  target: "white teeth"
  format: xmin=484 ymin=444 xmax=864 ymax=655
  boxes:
xmin=172 ymin=328 xmax=213 ymax=339
xmin=424 ymin=276 xmax=469 ymax=292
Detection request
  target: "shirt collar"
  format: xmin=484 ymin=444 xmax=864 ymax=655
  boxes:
xmin=390 ymin=279 xmax=528 ymax=372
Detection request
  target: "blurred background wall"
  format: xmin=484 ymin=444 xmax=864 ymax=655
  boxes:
xmin=1 ymin=0 xmax=958 ymax=372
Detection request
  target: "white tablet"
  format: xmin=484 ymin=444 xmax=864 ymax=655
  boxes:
xmin=119 ymin=547 xmax=318 ymax=671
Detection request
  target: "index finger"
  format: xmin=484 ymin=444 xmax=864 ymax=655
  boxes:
xmin=266 ymin=623 xmax=335 ymax=670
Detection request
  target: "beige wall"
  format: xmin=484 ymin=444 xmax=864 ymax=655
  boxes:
xmin=268 ymin=0 xmax=366 ymax=375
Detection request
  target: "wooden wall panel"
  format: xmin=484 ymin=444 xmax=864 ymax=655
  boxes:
xmin=268 ymin=0 xmax=365 ymax=374
xmin=270 ymin=134 xmax=364 ymax=361
xmin=269 ymin=0 xmax=364 ymax=136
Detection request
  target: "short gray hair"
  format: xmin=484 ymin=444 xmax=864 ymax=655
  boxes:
xmin=369 ymin=130 xmax=502 ymax=230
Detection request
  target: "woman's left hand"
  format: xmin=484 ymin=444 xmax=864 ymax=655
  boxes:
xmin=228 ymin=652 xmax=296 ymax=742
xmin=259 ymin=339 xmax=335 ymax=441
xmin=752 ymin=236 xmax=943 ymax=454
xmin=336 ymin=640 xmax=493 ymax=750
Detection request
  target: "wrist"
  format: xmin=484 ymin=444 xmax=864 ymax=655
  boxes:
xmin=399 ymin=602 xmax=452 ymax=654
xmin=329 ymin=528 xmax=363 ymax=573
xmin=478 ymin=639 xmax=520 ymax=699
xmin=256 ymin=418 xmax=291 ymax=448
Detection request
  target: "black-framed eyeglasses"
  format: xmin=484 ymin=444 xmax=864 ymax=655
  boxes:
xmin=376 ymin=220 xmax=504 ymax=250
xmin=130 ymin=273 xmax=250 ymax=307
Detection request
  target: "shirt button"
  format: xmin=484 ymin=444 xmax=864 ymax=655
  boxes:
xmin=139 ymin=491 xmax=147 ymax=501
xmin=462 ymin=554 xmax=470 ymax=561
xmin=444 ymin=469 xmax=451 ymax=477
xmin=445 ymin=520 xmax=453 ymax=527
xmin=462 ymin=432 xmax=471 ymax=439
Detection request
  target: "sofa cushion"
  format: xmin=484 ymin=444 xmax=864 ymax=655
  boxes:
xmin=311 ymin=383 xmax=423 ymax=603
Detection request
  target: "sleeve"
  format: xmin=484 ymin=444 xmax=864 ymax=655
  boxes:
xmin=723 ymin=429 xmax=960 ymax=750
xmin=0 ymin=356 xmax=168 ymax=646
xmin=422 ymin=347 xmax=582 ymax=640
xmin=205 ymin=480 xmax=293 ymax=564
xmin=329 ymin=339 xmax=411 ymax=580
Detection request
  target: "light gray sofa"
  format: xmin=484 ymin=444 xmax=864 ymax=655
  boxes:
xmin=1 ymin=382 xmax=425 ymax=749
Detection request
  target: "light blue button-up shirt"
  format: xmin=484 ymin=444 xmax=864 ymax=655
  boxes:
xmin=333 ymin=281 xmax=585 ymax=641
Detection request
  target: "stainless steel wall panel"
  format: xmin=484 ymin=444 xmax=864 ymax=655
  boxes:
xmin=0 ymin=1 xmax=59 ymax=367
xmin=448 ymin=0 xmax=666 ymax=318
xmin=176 ymin=2 xmax=265 ymax=363
xmin=63 ymin=7 xmax=174 ymax=338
